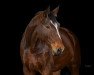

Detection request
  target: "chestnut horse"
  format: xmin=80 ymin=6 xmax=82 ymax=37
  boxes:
xmin=20 ymin=6 xmax=81 ymax=75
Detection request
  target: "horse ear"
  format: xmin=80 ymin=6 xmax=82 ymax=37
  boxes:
xmin=51 ymin=6 xmax=59 ymax=17
xmin=44 ymin=6 xmax=50 ymax=17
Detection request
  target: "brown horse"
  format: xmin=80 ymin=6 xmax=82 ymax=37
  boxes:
xmin=20 ymin=6 xmax=81 ymax=75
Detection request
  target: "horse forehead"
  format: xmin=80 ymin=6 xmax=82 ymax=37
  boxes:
xmin=50 ymin=20 xmax=61 ymax=39
xmin=48 ymin=13 xmax=57 ymax=24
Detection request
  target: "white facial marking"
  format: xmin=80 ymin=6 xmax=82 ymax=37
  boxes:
xmin=50 ymin=20 xmax=61 ymax=39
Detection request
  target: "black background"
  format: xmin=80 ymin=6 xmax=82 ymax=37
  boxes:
xmin=2 ymin=0 xmax=93 ymax=75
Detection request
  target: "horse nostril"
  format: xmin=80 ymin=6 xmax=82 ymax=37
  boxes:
xmin=57 ymin=48 xmax=62 ymax=52
xmin=57 ymin=48 xmax=62 ymax=54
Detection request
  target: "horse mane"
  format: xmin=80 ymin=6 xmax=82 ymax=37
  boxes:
xmin=21 ymin=11 xmax=47 ymax=49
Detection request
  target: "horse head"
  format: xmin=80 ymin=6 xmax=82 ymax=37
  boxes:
xmin=30 ymin=6 xmax=65 ymax=56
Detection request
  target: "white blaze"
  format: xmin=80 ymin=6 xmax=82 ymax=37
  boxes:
xmin=50 ymin=20 xmax=61 ymax=39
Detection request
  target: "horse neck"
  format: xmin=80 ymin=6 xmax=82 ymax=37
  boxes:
xmin=22 ymin=23 xmax=37 ymax=49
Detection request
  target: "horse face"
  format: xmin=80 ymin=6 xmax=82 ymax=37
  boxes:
xmin=46 ymin=13 xmax=65 ymax=56
xmin=32 ymin=7 xmax=65 ymax=55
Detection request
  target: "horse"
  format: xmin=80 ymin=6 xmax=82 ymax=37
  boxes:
xmin=20 ymin=6 xmax=81 ymax=75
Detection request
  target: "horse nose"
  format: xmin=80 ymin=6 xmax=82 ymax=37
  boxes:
xmin=57 ymin=48 xmax=62 ymax=53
